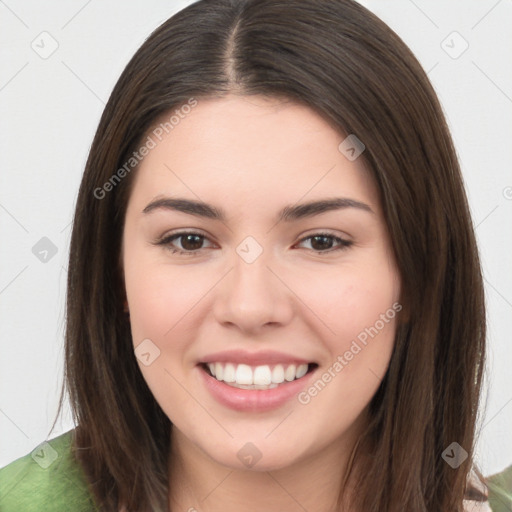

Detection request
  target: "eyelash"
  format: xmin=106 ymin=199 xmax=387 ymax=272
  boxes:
xmin=154 ymin=231 xmax=353 ymax=256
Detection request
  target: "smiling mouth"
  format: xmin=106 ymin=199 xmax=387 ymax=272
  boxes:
xmin=200 ymin=362 xmax=318 ymax=390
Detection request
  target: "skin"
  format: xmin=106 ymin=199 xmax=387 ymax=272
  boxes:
xmin=121 ymin=95 xmax=402 ymax=512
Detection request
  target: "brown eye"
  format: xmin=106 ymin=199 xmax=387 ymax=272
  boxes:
xmin=310 ymin=235 xmax=335 ymax=251
xmin=297 ymin=233 xmax=353 ymax=254
xmin=179 ymin=234 xmax=204 ymax=251
xmin=156 ymin=231 xmax=214 ymax=255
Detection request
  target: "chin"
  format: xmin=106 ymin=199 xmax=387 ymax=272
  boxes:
xmin=204 ymin=438 xmax=302 ymax=472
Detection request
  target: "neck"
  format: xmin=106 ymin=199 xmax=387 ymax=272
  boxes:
xmin=167 ymin=418 xmax=365 ymax=512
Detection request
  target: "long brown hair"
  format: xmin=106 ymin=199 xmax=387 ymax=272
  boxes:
xmin=50 ymin=0 xmax=486 ymax=510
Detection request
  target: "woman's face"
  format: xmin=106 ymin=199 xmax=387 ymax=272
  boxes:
xmin=121 ymin=95 xmax=402 ymax=471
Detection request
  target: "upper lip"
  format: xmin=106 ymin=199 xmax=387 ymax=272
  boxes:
xmin=199 ymin=349 xmax=314 ymax=366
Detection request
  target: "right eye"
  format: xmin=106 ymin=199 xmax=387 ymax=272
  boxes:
xmin=154 ymin=231 xmax=215 ymax=256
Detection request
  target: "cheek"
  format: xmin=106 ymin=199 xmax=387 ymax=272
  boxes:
xmin=307 ymin=264 xmax=399 ymax=338
xmin=296 ymin=268 xmax=399 ymax=423
xmin=123 ymin=251 xmax=215 ymax=349
xmin=123 ymin=255 xmax=209 ymax=410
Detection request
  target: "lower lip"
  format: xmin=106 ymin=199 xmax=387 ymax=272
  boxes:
xmin=198 ymin=364 xmax=317 ymax=412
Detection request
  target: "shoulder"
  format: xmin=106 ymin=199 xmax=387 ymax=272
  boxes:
xmin=486 ymin=464 xmax=512 ymax=512
xmin=0 ymin=429 xmax=99 ymax=512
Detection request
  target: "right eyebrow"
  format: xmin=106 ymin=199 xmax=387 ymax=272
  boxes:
xmin=142 ymin=197 xmax=226 ymax=220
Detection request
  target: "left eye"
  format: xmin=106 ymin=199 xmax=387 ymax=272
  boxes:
xmin=155 ymin=232 xmax=352 ymax=255
xmin=296 ymin=234 xmax=352 ymax=253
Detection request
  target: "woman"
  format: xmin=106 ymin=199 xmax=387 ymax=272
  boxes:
xmin=0 ymin=0 xmax=506 ymax=510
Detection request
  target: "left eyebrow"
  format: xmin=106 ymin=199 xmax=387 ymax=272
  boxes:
xmin=278 ymin=197 xmax=374 ymax=221
xmin=142 ymin=196 xmax=375 ymax=222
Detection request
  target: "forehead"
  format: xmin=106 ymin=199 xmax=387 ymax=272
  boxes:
xmin=128 ymin=95 xmax=380 ymax=214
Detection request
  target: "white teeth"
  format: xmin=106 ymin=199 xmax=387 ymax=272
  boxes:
xmin=206 ymin=362 xmax=311 ymax=386
xmin=228 ymin=382 xmax=279 ymax=390
xmin=215 ymin=362 xmax=224 ymax=381
xmin=271 ymin=365 xmax=285 ymax=384
xmin=296 ymin=364 xmax=308 ymax=379
xmin=223 ymin=363 xmax=236 ymax=383
xmin=284 ymin=364 xmax=296 ymax=381
xmin=235 ymin=364 xmax=253 ymax=385
xmin=253 ymin=365 xmax=272 ymax=385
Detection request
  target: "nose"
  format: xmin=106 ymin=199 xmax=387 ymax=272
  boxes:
xmin=212 ymin=252 xmax=294 ymax=334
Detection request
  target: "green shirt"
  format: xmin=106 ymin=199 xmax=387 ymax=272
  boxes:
xmin=0 ymin=430 xmax=98 ymax=511
xmin=1 ymin=430 xmax=511 ymax=511
xmin=487 ymin=464 xmax=512 ymax=512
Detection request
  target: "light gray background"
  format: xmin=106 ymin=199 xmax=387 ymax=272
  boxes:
xmin=1 ymin=0 xmax=511 ymax=476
